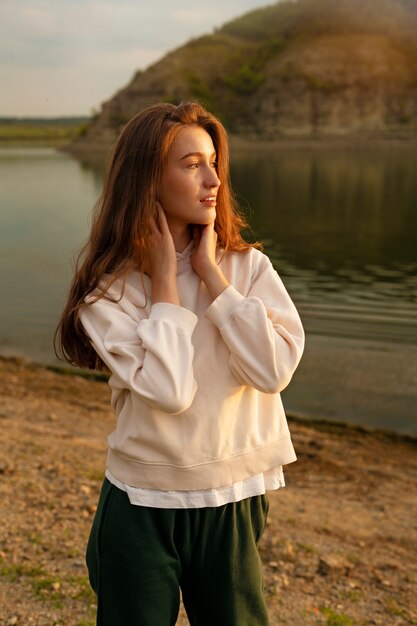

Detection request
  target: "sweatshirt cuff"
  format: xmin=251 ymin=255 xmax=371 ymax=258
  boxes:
xmin=147 ymin=301 xmax=198 ymax=332
xmin=205 ymin=285 xmax=245 ymax=329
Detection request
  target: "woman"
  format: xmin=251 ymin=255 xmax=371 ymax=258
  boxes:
xmin=55 ymin=101 xmax=304 ymax=626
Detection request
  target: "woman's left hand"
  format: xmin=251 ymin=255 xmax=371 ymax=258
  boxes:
xmin=191 ymin=221 xmax=230 ymax=300
xmin=191 ymin=221 xmax=217 ymax=279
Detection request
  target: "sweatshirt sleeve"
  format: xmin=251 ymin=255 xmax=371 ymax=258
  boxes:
xmin=79 ymin=296 xmax=198 ymax=414
xmin=205 ymin=253 xmax=304 ymax=393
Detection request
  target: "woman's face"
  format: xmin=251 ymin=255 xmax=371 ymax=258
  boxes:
xmin=158 ymin=125 xmax=221 ymax=232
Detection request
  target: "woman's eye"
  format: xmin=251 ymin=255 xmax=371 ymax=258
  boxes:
xmin=187 ymin=161 xmax=217 ymax=169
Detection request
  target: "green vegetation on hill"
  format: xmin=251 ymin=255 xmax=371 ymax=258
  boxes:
xmin=70 ymin=0 xmax=417 ymax=151
xmin=220 ymin=0 xmax=417 ymax=43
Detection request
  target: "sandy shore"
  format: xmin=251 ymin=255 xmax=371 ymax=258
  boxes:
xmin=0 ymin=356 xmax=416 ymax=626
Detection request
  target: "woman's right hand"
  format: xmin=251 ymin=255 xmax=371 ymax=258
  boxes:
xmin=148 ymin=203 xmax=180 ymax=305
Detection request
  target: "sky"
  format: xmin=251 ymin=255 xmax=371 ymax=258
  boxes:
xmin=0 ymin=0 xmax=274 ymax=118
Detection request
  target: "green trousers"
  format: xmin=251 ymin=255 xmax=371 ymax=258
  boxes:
xmin=86 ymin=478 xmax=270 ymax=626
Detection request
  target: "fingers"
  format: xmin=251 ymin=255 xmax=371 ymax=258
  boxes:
xmin=192 ymin=222 xmax=218 ymax=268
xmin=152 ymin=201 xmax=163 ymax=232
xmin=151 ymin=201 xmax=169 ymax=237
xmin=150 ymin=216 xmax=159 ymax=237
xmin=192 ymin=225 xmax=201 ymax=246
xmin=156 ymin=201 xmax=167 ymax=225
xmin=199 ymin=221 xmax=218 ymax=247
xmin=147 ymin=202 xmax=177 ymax=280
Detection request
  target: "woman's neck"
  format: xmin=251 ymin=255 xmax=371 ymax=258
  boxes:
xmin=166 ymin=222 xmax=192 ymax=253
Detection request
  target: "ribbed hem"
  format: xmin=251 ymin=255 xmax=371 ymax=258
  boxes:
xmin=106 ymin=435 xmax=297 ymax=491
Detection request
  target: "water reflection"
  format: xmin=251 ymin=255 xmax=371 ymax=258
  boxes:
xmin=0 ymin=148 xmax=102 ymax=362
xmin=230 ymin=146 xmax=417 ymax=344
xmin=231 ymin=147 xmax=417 ymax=269
xmin=1 ymin=145 xmax=416 ymax=433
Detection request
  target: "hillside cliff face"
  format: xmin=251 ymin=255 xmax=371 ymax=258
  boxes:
xmin=70 ymin=0 xmax=417 ymax=155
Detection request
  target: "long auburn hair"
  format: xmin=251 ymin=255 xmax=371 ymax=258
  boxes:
xmin=54 ymin=101 xmax=256 ymax=370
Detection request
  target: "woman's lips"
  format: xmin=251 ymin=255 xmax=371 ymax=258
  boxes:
xmin=200 ymin=196 xmax=217 ymax=206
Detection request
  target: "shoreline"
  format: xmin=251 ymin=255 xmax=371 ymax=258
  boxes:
xmin=3 ymin=130 xmax=417 ymax=157
xmin=3 ymin=353 xmax=416 ymax=444
xmin=229 ymin=132 xmax=417 ymax=152
xmin=12 ymin=129 xmax=410 ymax=163
xmin=63 ymin=132 xmax=417 ymax=163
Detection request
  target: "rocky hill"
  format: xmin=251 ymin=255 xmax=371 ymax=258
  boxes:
xmin=69 ymin=0 xmax=417 ymax=155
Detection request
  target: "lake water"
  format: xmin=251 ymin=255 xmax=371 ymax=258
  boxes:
xmin=1 ymin=145 xmax=416 ymax=435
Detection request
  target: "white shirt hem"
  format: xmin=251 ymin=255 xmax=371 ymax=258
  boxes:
xmin=105 ymin=467 xmax=285 ymax=509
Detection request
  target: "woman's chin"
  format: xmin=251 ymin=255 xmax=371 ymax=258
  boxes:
xmin=197 ymin=209 xmax=217 ymax=224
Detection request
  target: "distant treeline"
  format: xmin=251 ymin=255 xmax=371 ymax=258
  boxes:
xmin=0 ymin=116 xmax=90 ymax=125
xmin=0 ymin=117 xmax=91 ymax=145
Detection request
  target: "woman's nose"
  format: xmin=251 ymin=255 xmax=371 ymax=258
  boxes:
xmin=204 ymin=167 xmax=221 ymax=189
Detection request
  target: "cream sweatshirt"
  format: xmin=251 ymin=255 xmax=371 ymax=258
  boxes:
xmin=79 ymin=242 xmax=305 ymax=491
